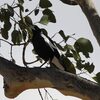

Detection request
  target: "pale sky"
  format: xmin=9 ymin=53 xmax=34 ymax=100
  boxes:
xmin=0 ymin=0 xmax=100 ymax=100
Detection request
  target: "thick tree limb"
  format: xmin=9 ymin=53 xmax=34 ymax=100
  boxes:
xmin=60 ymin=0 xmax=100 ymax=46
xmin=0 ymin=57 xmax=100 ymax=100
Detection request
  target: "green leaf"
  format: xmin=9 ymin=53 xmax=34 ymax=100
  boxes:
xmin=74 ymin=38 xmax=93 ymax=53
xmin=64 ymin=44 xmax=74 ymax=51
xmin=43 ymin=9 xmax=56 ymax=23
xmin=7 ymin=4 xmax=14 ymax=17
xmin=17 ymin=4 xmax=24 ymax=12
xmin=59 ymin=30 xmax=69 ymax=42
xmin=60 ymin=55 xmax=76 ymax=74
xmin=39 ymin=0 xmax=52 ymax=8
xmin=1 ymin=28 xmax=8 ymax=39
xmin=93 ymin=72 xmax=100 ymax=84
xmin=74 ymin=38 xmax=93 ymax=58
xmin=65 ymin=35 xmax=70 ymax=42
xmin=63 ymin=44 xmax=73 ymax=52
xmin=39 ymin=15 xmax=49 ymax=25
xmin=84 ymin=62 xmax=95 ymax=73
xmin=22 ymin=30 xmax=27 ymax=41
xmin=59 ymin=30 xmax=66 ymax=40
xmin=34 ymin=9 xmax=39 ymax=16
xmin=4 ymin=21 xmax=12 ymax=31
xmin=25 ymin=9 xmax=29 ymax=12
xmin=92 ymin=76 xmax=97 ymax=82
xmin=76 ymin=60 xmax=84 ymax=70
xmin=25 ymin=16 xmax=33 ymax=26
xmin=11 ymin=30 xmax=18 ymax=44
xmin=41 ymin=28 xmax=48 ymax=36
xmin=18 ymin=19 xmax=26 ymax=30
xmin=71 ymin=50 xmax=81 ymax=61
xmin=0 ymin=8 xmax=10 ymax=22
xmin=65 ymin=50 xmax=73 ymax=57
xmin=18 ymin=0 xmax=24 ymax=4
xmin=64 ymin=44 xmax=81 ymax=60
xmin=17 ymin=31 xmax=22 ymax=44
xmin=96 ymin=72 xmax=100 ymax=78
xmin=11 ymin=30 xmax=22 ymax=44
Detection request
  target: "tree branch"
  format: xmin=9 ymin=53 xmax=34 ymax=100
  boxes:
xmin=0 ymin=57 xmax=100 ymax=100
xmin=60 ymin=0 xmax=100 ymax=46
xmin=60 ymin=0 xmax=78 ymax=5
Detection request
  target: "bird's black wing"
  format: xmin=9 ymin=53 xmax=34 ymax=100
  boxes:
xmin=41 ymin=31 xmax=60 ymax=59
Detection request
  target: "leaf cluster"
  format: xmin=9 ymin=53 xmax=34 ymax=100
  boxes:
xmin=0 ymin=4 xmax=14 ymax=39
xmin=41 ymin=29 xmax=95 ymax=75
xmin=39 ymin=0 xmax=56 ymax=25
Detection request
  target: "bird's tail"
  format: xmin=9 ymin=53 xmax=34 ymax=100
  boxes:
xmin=51 ymin=55 xmax=76 ymax=74
xmin=51 ymin=56 xmax=65 ymax=71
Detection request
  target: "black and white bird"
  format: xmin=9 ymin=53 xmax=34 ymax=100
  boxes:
xmin=31 ymin=25 xmax=65 ymax=71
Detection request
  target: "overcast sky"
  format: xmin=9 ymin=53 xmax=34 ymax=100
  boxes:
xmin=0 ymin=0 xmax=100 ymax=100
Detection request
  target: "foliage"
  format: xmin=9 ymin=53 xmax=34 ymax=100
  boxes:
xmin=0 ymin=0 xmax=99 ymax=84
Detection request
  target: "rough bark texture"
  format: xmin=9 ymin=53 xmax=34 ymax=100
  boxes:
xmin=60 ymin=0 xmax=100 ymax=46
xmin=0 ymin=57 xmax=100 ymax=100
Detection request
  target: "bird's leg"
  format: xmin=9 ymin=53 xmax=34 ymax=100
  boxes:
xmin=39 ymin=61 xmax=47 ymax=68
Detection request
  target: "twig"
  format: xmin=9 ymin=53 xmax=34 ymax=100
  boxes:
xmin=14 ymin=11 xmax=21 ymax=18
xmin=10 ymin=45 xmax=14 ymax=60
xmin=0 ymin=38 xmax=28 ymax=63
xmin=69 ymin=34 xmax=76 ymax=41
xmin=59 ymin=39 xmax=64 ymax=44
xmin=26 ymin=4 xmax=39 ymax=16
xmin=11 ymin=0 xmax=16 ymax=6
xmin=10 ymin=17 xmax=19 ymax=24
xmin=26 ymin=9 xmax=36 ymax=16
xmin=0 ymin=39 xmax=26 ymax=46
xmin=0 ymin=39 xmax=13 ymax=46
xmin=22 ymin=42 xmax=29 ymax=67
xmin=44 ymin=88 xmax=54 ymax=100
xmin=25 ymin=59 xmax=39 ymax=64
xmin=38 ymin=88 xmax=44 ymax=100
xmin=51 ymin=32 xmax=58 ymax=39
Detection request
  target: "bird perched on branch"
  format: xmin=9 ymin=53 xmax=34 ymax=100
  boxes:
xmin=31 ymin=25 xmax=65 ymax=71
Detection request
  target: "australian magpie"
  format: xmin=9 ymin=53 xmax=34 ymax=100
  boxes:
xmin=31 ymin=25 xmax=65 ymax=70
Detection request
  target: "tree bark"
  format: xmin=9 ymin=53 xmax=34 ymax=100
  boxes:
xmin=0 ymin=57 xmax=100 ymax=100
xmin=60 ymin=0 xmax=100 ymax=46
